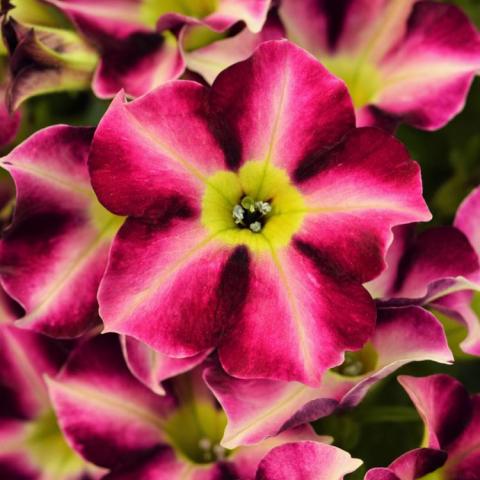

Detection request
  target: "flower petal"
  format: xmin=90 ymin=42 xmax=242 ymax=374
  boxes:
xmin=157 ymin=0 xmax=271 ymax=34
xmin=377 ymin=2 xmax=480 ymax=130
xmin=294 ymin=128 xmax=431 ymax=283
xmin=99 ymin=217 xmax=241 ymax=357
xmin=398 ymin=374 xmax=473 ymax=450
xmin=432 ymin=291 xmax=480 ymax=356
xmin=89 ymin=83 xmax=227 ymax=218
xmin=255 ymin=441 xmax=362 ymax=480
xmin=388 ymin=227 xmax=479 ymax=302
xmin=218 ymin=242 xmax=376 ymax=386
xmin=210 ymin=40 xmax=355 ymax=175
xmin=0 ymin=324 xmax=66 ymax=419
xmin=0 ymin=126 xmax=122 ymax=337
xmin=183 ymin=13 xmax=284 ymax=84
xmin=455 ymin=186 xmax=480 ymax=285
xmin=47 ymin=334 xmax=175 ymax=469
xmin=122 ymin=336 xmax=209 ymax=395
xmin=365 ymin=448 xmax=447 ymax=480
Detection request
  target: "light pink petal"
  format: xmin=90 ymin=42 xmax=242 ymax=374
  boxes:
xmin=184 ymin=14 xmax=284 ymax=84
xmin=47 ymin=334 xmax=175 ymax=469
xmin=295 ymin=128 xmax=430 ymax=284
xmin=255 ymin=441 xmax=362 ymax=480
xmin=365 ymin=224 xmax=415 ymax=299
xmin=206 ymin=305 xmax=451 ymax=448
xmin=210 ymin=40 xmax=355 ymax=175
xmin=365 ymin=448 xmax=447 ymax=480
xmin=432 ymin=291 xmax=480 ymax=356
xmin=218 ymin=243 xmax=376 ymax=386
xmin=455 ymin=186 xmax=480 ymax=285
xmin=99 ymin=218 xmax=238 ymax=357
xmin=122 ymin=336 xmax=209 ymax=395
xmin=377 ymin=2 xmax=480 ymax=130
xmin=399 ymin=374 xmax=473 ymax=450
xmin=0 ymin=126 xmax=121 ymax=338
xmin=157 ymin=0 xmax=271 ymax=33
xmin=89 ymin=83 xmax=226 ymax=218
xmin=0 ymin=324 xmax=66 ymax=419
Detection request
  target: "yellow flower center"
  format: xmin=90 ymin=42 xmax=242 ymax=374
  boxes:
xmin=201 ymin=160 xmax=306 ymax=252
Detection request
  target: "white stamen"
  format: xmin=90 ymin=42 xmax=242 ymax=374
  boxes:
xmin=249 ymin=221 xmax=262 ymax=232
xmin=232 ymin=204 xmax=244 ymax=224
xmin=255 ymin=201 xmax=272 ymax=215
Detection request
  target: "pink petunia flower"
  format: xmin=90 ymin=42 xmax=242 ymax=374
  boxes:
xmin=188 ymin=1 xmax=480 ymax=131
xmin=47 ymin=333 xmax=362 ymax=480
xmin=89 ymin=41 xmax=430 ymax=387
xmin=45 ymin=0 xmax=272 ymax=98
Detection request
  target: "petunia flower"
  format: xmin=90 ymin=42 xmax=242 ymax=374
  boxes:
xmin=89 ymin=40 xmax=430 ymax=387
xmin=0 ymin=323 xmax=103 ymax=479
xmin=1 ymin=2 xmax=99 ymax=110
xmin=44 ymin=0 xmax=272 ymax=98
xmin=188 ymin=1 xmax=480 ymax=131
xmin=0 ymin=125 xmax=124 ymax=338
xmin=47 ymin=333 xmax=362 ymax=479
xmin=366 ymin=374 xmax=480 ymax=480
xmin=202 ymin=306 xmax=452 ymax=448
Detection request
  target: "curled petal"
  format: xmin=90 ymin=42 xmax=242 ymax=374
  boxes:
xmin=2 ymin=17 xmax=97 ymax=110
xmin=122 ymin=336 xmax=209 ymax=395
xmin=255 ymin=441 xmax=362 ymax=480
xmin=399 ymin=374 xmax=472 ymax=450
xmin=0 ymin=126 xmax=123 ymax=337
xmin=455 ymin=186 xmax=480 ymax=285
xmin=365 ymin=448 xmax=447 ymax=480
